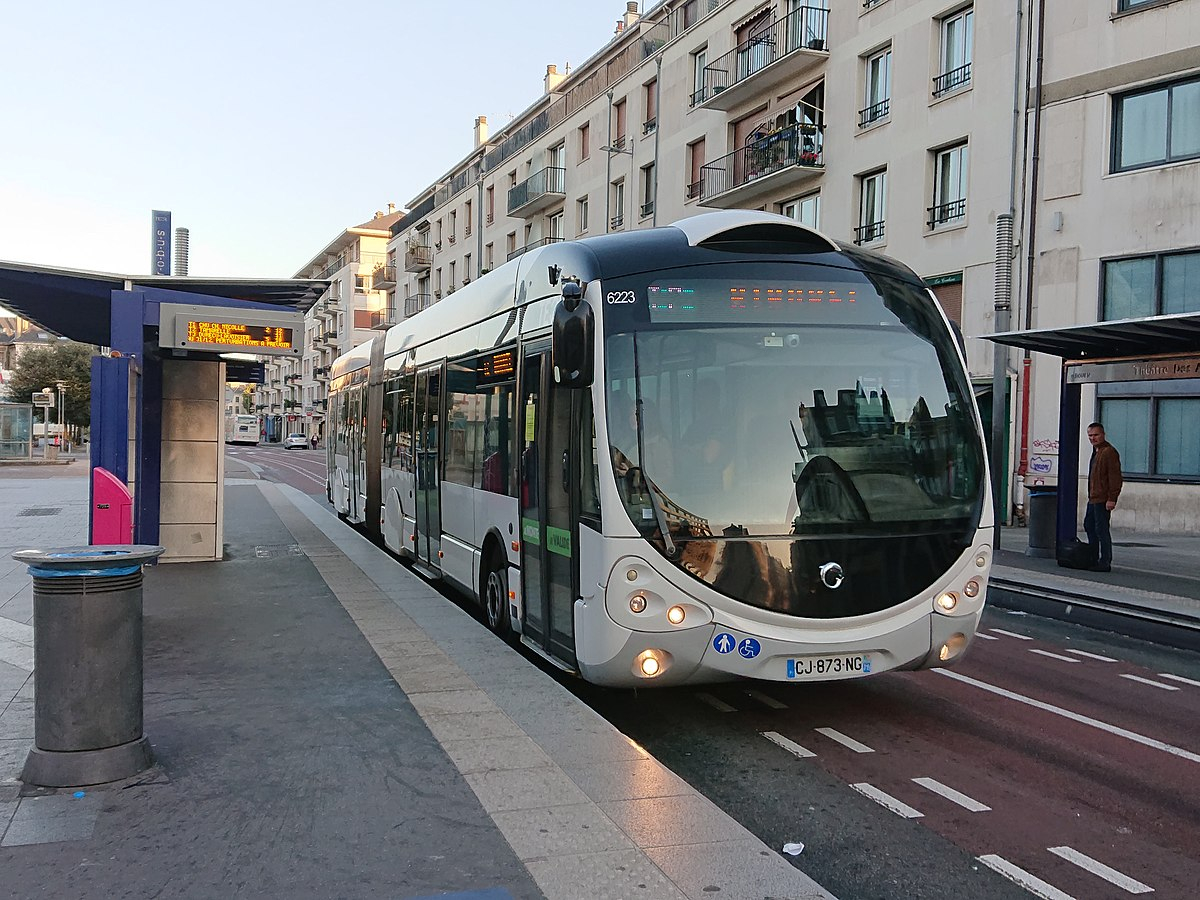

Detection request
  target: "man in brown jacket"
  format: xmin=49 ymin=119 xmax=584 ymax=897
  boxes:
xmin=1085 ymin=422 xmax=1123 ymax=572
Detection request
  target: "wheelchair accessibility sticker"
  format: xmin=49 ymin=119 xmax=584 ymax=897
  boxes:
xmin=738 ymin=638 xmax=761 ymax=659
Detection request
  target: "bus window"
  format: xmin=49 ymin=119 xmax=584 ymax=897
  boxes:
xmin=579 ymin=390 xmax=600 ymax=523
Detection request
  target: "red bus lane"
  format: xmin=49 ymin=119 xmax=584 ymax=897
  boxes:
xmin=741 ymin=643 xmax=1198 ymax=898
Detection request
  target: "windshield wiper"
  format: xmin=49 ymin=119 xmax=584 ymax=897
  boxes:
xmin=632 ymin=468 xmax=676 ymax=556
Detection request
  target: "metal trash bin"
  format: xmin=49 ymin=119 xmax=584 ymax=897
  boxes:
xmin=12 ymin=545 xmax=165 ymax=787
xmin=1025 ymin=487 xmax=1058 ymax=559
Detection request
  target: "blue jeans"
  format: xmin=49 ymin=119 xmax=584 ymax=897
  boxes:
xmin=1084 ymin=502 xmax=1112 ymax=567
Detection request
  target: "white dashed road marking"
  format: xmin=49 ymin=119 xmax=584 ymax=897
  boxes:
xmin=978 ymin=855 xmax=1076 ymax=900
xmin=934 ymin=669 xmax=1200 ymax=764
xmin=762 ymin=731 xmax=816 ymax=759
xmin=695 ymin=693 xmax=737 ymax=712
xmin=815 ymin=727 xmax=874 ymax=753
xmin=851 ymin=783 xmax=922 ymax=818
xmin=1119 ymin=673 xmax=1179 ymax=691
xmin=1048 ymin=846 xmax=1154 ymax=894
xmin=1029 ymin=649 xmax=1080 ymax=663
xmin=1064 ymin=649 xmax=1119 ymax=662
xmin=1159 ymin=672 xmax=1200 ymax=688
xmin=990 ymin=628 xmax=1033 ymax=640
xmin=746 ymin=689 xmax=788 ymax=709
xmin=974 ymin=632 xmax=999 ymax=640
xmin=912 ymin=777 xmax=991 ymax=812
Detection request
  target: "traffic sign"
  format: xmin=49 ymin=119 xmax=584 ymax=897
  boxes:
xmin=32 ymin=392 xmax=55 ymax=406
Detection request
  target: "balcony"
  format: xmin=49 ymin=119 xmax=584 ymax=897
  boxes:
xmin=932 ymin=63 xmax=971 ymax=98
xmin=506 ymin=236 xmax=563 ymax=262
xmin=694 ymin=7 xmax=829 ymax=111
xmin=404 ymin=242 xmax=432 ymax=272
xmin=507 ymin=166 xmax=565 ymax=217
xmin=858 ymin=98 xmax=890 ymax=129
xmin=927 ymin=198 xmax=966 ymax=229
xmin=372 ymin=263 xmax=397 ymax=289
xmin=854 ymin=221 xmax=885 ymax=245
xmin=371 ymin=306 xmax=398 ymax=330
xmin=699 ymin=125 xmax=824 ymax=208
xmin=313 ymin=366 xmax=329 ymax=381
xmin=404 ymin=293 xmax=433 ymax=317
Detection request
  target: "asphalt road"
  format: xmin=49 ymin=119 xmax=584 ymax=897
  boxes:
xmin=238 ymin=444 xmax=1200 ymax=900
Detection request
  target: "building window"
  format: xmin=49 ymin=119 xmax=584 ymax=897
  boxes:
xmin=643 ymin=79 xmax=657 ymax=134
xmin=355 ymin=274 xmax=367 ymax=291
xmin=1113 ymin=76 xmax=1200 ymax=172
xmin=1099 ymin=396 xmax=1200 ymax=478
xmin=611 ymin=179 xmax=625 ymax=230
xmin=856 ymin=169 xmax=886 ymax=244
xmin=579 ymin=122 xmax=590 ymax=160
xmin=1118 ymin=0 xmax=1161 ymax=9
xmin=449 ymin=261 xmax=456 ymax=290
xmin=930 ymin=142 xmax=968 ymax=228
xmin=640 ymin=163 xmax=655 ymax=218
xmin=506 ymin=232 xmax=516 ymax=258
xmin=861 ymin=47 xmax=891 ymax=127
xmin=463 ymin=253 xmax=471 ymax=281
xmin=486 ymin=186 xmax=495 ymax=224
xmin=687 ymin=138 xmax=705 ymax=200
xmin=782 ymin=192 xmax=821 ymax=229
xmin=691 ymin=47 xmax=708 ymax=105
xmin=548 ymin=211 xmax=563 ymax=241
xmin=577 ymin=196 xmax=589 ymax=234
xmin=614 ymin=99 xmax=627 ymax=149
xmin=449 ymin=210 xmax=457 ymax=244
xmin=1103 ymin=248 xmax=1200 ymax=319
xmin=933 ymin=7 xmax=973 ymax=97
xmin=484 ymin=243 xmax=494 ymax=271
xmin=464 ymin=199 xmax=472 ymax=236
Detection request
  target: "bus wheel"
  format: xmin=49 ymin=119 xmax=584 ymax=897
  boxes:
xmin=483 ymin=558 xmax=512 ymax=639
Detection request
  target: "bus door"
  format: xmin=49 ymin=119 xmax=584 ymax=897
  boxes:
xmin=413 ymin=366 xmax=442 ymax=568
xmin=519 ymin=348 xmax=577 ymax=666
xmin=347 ymin=386 xmax=363 ymax=522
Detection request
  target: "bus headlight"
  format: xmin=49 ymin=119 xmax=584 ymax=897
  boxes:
xmin=935 ymin=591 xmax=958 ymax=612
xmin=629 ymin=594 xmax=648 ymax=614
xmin=938 ymin=633 xmax=968 ymax=662
xmin=963 ymin=579 xmax=980 ymax=598
xmin=666 ymin=605 xmax=686 ymax=625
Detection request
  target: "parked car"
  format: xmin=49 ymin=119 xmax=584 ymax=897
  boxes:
xmin=282 ymin=433 xmax=309 ymax=450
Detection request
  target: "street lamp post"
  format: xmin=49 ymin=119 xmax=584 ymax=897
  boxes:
xmin=56 ymin=381 xmax=66 ymax=450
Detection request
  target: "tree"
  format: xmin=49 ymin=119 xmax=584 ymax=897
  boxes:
xmin=3 ymin=341 xmax=96 ymax=428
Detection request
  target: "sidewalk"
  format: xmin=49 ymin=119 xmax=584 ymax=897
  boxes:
xmin=0 ymin=469 xmax=833 ymax=900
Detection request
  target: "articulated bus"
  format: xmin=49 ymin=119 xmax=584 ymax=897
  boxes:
xmin=225 ymin=414 xmax=260 ymax=445
xmin=328 ymin=211 xmax=992 ymax=687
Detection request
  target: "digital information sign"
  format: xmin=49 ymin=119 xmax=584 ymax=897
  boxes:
xmin=158 ymin=303 xmax=304 ymax=357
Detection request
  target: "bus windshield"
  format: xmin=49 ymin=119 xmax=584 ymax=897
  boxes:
xmin=604 ymin=269 xmax=984 ymax=539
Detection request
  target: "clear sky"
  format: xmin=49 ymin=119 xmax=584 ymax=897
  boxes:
xmin=0 ymin=0 xmax=636 ymax=295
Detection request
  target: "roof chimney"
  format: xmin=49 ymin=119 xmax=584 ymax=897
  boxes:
xmin=545 ymin=64 xmax=566 ymax=94
xmin=624 ymin=1 xmax=640 ymax=29
xmin=474 ymin=115 xmax=489 ymax=148
xmin=388 ymin=202 xmax=396 ymax=214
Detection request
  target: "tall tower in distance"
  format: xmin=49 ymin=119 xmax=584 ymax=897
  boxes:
xmin=174 ymin=227 xmax=190 ymax=276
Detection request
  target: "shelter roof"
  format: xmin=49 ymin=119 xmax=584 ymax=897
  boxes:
xmin=987 ymin=312 xmax=1200 ymax=360
xmin=0 ymin=261 xmax=326 ymax=348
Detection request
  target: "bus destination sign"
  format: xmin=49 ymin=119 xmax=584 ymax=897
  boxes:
xmin=185 ymin=320 xmax=294 ymax=350
xmin=478 ymin=349 xmax=516 ymax=384
xmin=158 ymin=302 xmax=304 ymax=357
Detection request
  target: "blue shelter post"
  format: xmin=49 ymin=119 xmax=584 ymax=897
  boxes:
xmin=1055 ymin=367 xmax=1082 ymax=553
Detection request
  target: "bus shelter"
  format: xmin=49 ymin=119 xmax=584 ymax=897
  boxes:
xmin=989 ymin=311 xmax=1200 ymax=558
xmin=0 ymin=261 xmax=324 ymax=560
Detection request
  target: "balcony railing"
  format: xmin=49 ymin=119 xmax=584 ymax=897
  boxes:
xmin=610 ymin=214 xmax=624 ymax=230
xmin=371 ymin=306 xmax=398 ymax=330
xmin=507 ymin=166 xmax=566 ymax=216
xmin=858 ymin=98 xmax=890 ymax=128
xmin=372 ymin=263 xmax=397 ymax=289
xmin=928 ymin=198 xmax=967 ymax=228
xmin=695 ymin=6 xmax=828 ymax=106
xmin=507 ymin=236 xmax=563 ymax=262
xmin=642 ymin=117 xmax=657 ymax=135
xmin=685 ymin=180 xmax=701 ymax=200
xmin=640 ymin=200 xmax=655 ymax=218
xmin=699 ymin=124 xmax=823 ymax=202
xmin=932 ymin=63 xmax=971 ymax=97
xmin=404 ymin=293 xmax=433 ymax=317
xmin=854 ymin=221 xmax=886 ymax=245
xmin=404 ymin=242 xmax=432 ymax=272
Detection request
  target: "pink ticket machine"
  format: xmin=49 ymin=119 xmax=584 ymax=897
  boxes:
xmin=91 ymin=467 xmax=134 ymax=545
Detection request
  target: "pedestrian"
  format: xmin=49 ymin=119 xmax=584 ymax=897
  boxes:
xmin=310 ymin=432 xmax=319 ymax=451
xmin=1084 ymin=421 xmax=1122 ymax=572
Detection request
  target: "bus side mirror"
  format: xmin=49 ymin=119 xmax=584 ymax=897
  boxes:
xmin=552 ymin=283 xmax=594 ymax=388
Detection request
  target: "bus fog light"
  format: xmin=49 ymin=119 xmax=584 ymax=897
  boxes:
xmin=629 ymin=594 xmax=647 ymax=614
xmin=939 ymin=633 xmax=967 ymax=662
xmin=963 ymin=579 xmax=980 ymax=598
xmin=935 ymin=591 xmax=958 ymax=612
xmin=666 ymin=605 xmax=686 ymax=625
xmin=975 ymin=552 xmax=988 ymax=568
xmin=626 ymin=568 xmax=638 ymax=582
xmin=634 ymin=649 xmax=670 ymax=679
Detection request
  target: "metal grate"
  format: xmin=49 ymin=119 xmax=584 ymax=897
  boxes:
xmin=17 ymin=507 xmax=62 ymax=517
xmin=253 ymin=545 xmax=305 ymax=559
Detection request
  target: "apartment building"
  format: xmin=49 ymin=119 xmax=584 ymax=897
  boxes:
xmin=381 ymin=0 xmax=1197 ymax=529
xmin=255 ymin=208 xmax=402 ymax=442
xmin=1017 ymin=0 xmax=1200 ymax=531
